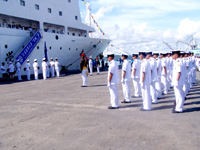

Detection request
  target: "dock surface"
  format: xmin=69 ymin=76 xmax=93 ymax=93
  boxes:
xmin=0 ymin=70 xmax=200 ymax=150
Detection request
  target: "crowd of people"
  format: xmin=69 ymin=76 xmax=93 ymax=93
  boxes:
xmin=105 ymin=50 xmax=197 ymax=113
xmin=0 ymin=58 xmax=60 ymax=81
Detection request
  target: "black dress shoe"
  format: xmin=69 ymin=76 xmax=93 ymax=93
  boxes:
xmin=81 ymin=86 xmax=87 ymax=87
xmin=140 ymin=108 xmax=151 ymax=111
xmin=108 ymin=106 xmax=119 ymax=109
xmin=172 ymin=110 xmax=182 ymax=113
xmin=152 ymin=102 xmax=158 ymax=104
xmin=121 ymin=100 xmax=131 ymax=104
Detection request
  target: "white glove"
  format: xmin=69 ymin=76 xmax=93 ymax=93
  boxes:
xmin=107 ymin=82 xmax=111 ymax=87
xmin=121 ymin=78 xmax=125 ymax=83
xmin=174 ymin=81 xmax=178 ymax=87
xmin=140 ymin=82 xmax=145 ymax=89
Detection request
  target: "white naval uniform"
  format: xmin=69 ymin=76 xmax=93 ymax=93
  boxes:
xmin=16 ymin=62 xmax=22 ymax=80
xmin=161 ymin=58 xmax=168 ymax=95
xmin=108 ymin=60 xmax=119 ymax=108
xmin=169 ymin=57 xmax=173 ymax=87
xmin=165 ymin=57 xmax=170 ymax=90
xmin=140 ymin=59 xmax=151 ymax=110
xmin=181 ymin=58 xmax=187 ymax=97
xmin=26 ymin=63 xmax=31 ymax=80
xmin=173 ymin=58 xmax=185 ymax=112
xmin=197 ymin=58 xmax=200 ymax=71
xmin=89 ymin=59 xmax=93 ymax=75
xmin=155 ymin=57 xmax=162 ymax=98
xmin=131 ymin=59 xmax=141 ymax=97
xmin=182 ymin=58 xmax=189 ymax=97
xmin=50 ymin=61 xmax=55 ymax=77
xmin=46 ymin=62 xmax=50 ymax=78
xmin=33 ymin=62 xmax=39 ymax=80
xmin=55 ymin=61 xmax=60 ymax=77
xmin=42 ymin=61 xmax=47 ymax=80
xmin=191 ymin=56 xmax=196 ymax=83
xmin=188 ymin=57 xmax=193 ymax=88
xmin=121 ymin=59 xmax=131 ymax=102
xmin=149 ymin=57 xmax=158 ymax=103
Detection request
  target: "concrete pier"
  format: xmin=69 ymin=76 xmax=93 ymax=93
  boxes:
xmin=0 ymin=70 xmax=200 ymax=150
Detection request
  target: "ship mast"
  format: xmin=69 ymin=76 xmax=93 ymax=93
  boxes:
xmin=85 ymin=2 xmax=92 ymax=37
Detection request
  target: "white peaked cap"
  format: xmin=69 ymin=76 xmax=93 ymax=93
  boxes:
xmin=121 ymin=51 xmax=129 ymax=56
xmin=27 ymin=59 xmax=30 ymax=62
xmin=34 ymin=59 xmax=37 ymax=62
xmin=43 ymin=58 xmax=46 ymax=61
xmin=107 ymin=51 xmax=114 ymax=55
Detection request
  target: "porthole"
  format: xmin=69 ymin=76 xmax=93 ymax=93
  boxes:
xmin=5 ymin=45 xmax=8 ymax=49
xmin=37 ymin=46 xmax=39 ymax=49
xmin=60 ymin=47 xmax=62 ymax=50
xmin=55 ymin=35 xmax=59 ymax=40
xmin=69 ymin=48 xmax=71 ymax=51
xmin=49 ymin=46 xmax=52 ymax=50
xmin=76 ymin=48 xmax=78 ymax=51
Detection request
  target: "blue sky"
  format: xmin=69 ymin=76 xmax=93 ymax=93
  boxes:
xmin=79 ymin=0 xmax=200 ymax=53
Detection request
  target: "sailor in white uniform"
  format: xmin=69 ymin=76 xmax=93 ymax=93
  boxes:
xmin=191 ymin=52 xmax=196 ymax=83
xmin=46 ymin=60 xmax=50 ymax=78
xmin=26 ymin=59 xmax=31 ymax=80
xmin=153 ymin=52 xmax=162 ymax=99
xmin=165 ymin=53 xmax=170 ymax=90
xmin=33 ymin=59 xmax=39 ymax=80
xmin=107 ymin=52 xmax=119 ymax=109
xmin=121 ymin=52 xmax=131 ymax=103
xmin=139 ymin=52 xmax=152 ymax=111
xmin=160 ymin=53 xmax=168 ymax=95
xmin=89 ymin=57 xmax=93 ymax=76
xmin=147 ymin=52 xmax=158 ymax=104
xmin=180 ymin=52 xmax=187 ymax=99
xmin=50 ymin=58 xmax=55 ymax=77
xmin=16 ymin=59 xmax=22 ymax=81
xmin=131 ymin=53 xmax=141 ymax=97
xmin=42 ymin=58 xmax=47 ymax=80
xmin=55 ymin=58 xmax=60 ymax=77
xmin=188 ymin=52 xmax=193 ymax=88
xmin=172 ymin=50 xmax=185 ymax=113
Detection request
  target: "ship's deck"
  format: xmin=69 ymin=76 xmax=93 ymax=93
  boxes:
xmin=0 ymin=70 xmax=200 ymax=150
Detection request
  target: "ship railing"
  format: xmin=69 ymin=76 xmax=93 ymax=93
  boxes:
xmin=13 ymin=30 xmax=38 ymax=59
xmin=66 ymin=40 xmax=103 ymax=69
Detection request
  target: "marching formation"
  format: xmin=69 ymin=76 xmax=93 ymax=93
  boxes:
xmin=1 ymin=58 xmax=60 ymax=81
xmin=107 ymin=50 xmax=197 ymax=113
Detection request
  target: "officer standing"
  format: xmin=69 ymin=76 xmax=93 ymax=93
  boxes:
xmin=33 ymin=59 xmax=39 ymax=80
xmin=131 ymin=52 xmax=141 ymax=97
xmin=8 ymin=61 xmax=15 ymax=80
xmin=50 ymin=58 xmax=55 ymax=77
xmin=80 ymin=54 xmax=88 ymax=87
xmin=172 ymin=50 xmax=185 ymax=113
xmin=42 ymin=58 xmax=47 ymax=80
xmin=89 ymin=57 xmax=93 ymax=76
xmin=153 ymin=52 xmax=162 ymax=99
xmin=26 ymin=59 xmax=31 ymax=80
xmin=139 ymin=52 xmax=152 ymax=111
xmin=121 ymin=52 xmax=131 ymax=103
xmin=96 ymin=57 xmax=100 ymax=74
xmin=191 ymin=52 xmax=196 ymax=83
xmin=46 ymin=60 xmax=50 ymax=78
xmin=147 ymin=52 xmax=158 ymax=104
xmin=55 ymin=58 xmax=60 ymax=77
xmin=160 ymin=53 xmax=168 ymax=95
xmin=16 ymin=59 xmax=22 ymax=81
xmin=107 ymin=52 xmax=119 ymax=109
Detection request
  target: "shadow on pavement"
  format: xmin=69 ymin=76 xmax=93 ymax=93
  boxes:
xmin=183 ymin=107 xmax=200 ymax=113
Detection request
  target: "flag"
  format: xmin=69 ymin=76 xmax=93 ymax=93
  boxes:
xmin=44 ymin=41 xmax=48 ymax=61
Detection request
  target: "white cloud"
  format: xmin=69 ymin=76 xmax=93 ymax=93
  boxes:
xmin=93 ymin=6 xmax=113 ymax=21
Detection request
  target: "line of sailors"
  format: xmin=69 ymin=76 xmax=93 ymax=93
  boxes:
xmin=106 ymin=50 xmax=197 ymax=113
xmin=1 ymin=58 xmax=60 ymax=81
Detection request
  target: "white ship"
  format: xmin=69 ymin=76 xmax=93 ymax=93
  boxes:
xmin=0 ymin=0 xmax=111 ymax=77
